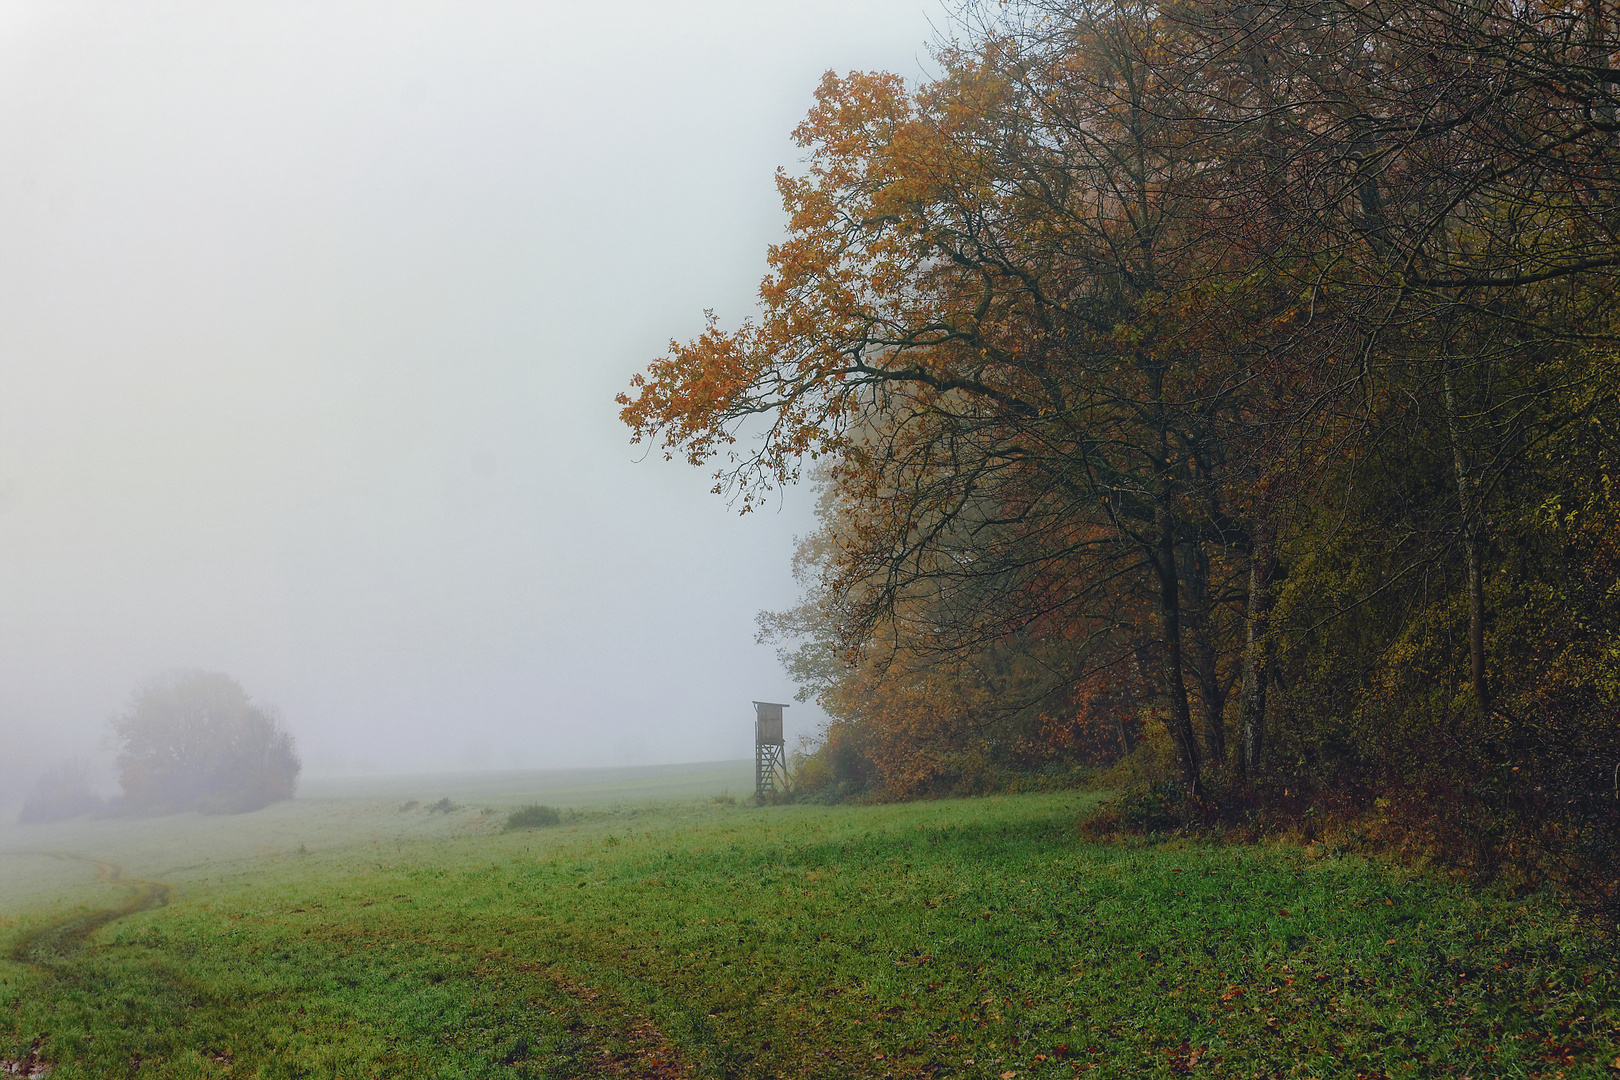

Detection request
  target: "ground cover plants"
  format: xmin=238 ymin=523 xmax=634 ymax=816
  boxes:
xmin=2 ymin=789 xmax=1617 ymax=1079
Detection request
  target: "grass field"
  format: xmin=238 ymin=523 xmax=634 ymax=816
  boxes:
xmin=1 ymin=766 xmax=1616 ymax=1079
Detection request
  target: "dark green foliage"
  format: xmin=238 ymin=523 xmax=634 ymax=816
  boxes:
xmin=505 ymin=803 xmax=561 ymax=830
xmin=1098 ymin=781 xmax=1187 ymax=833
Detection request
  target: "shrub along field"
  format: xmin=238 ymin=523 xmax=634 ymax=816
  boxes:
xmin=1 ymin=781 xmax=1616 ymax=1079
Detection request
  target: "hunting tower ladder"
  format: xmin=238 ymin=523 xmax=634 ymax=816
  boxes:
xmin=753 ymin=701 xmax=788 ymax=800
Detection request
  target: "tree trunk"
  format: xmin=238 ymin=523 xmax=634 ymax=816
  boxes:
xmin=1239 ymin=526 xmax=1276 ymax=779
xmin=1443 ymin=367 xmax=1488 ymax=714
xmin=1183 ymin=537 xmax=1227 ymax=767
xmin=1143 ymin=357 xmax=1201 ymax=796
xmin=1153 ymin=500 xmax=1202 ymax=795
xmin=1116 ymin=710 xmax=1137 ymax=755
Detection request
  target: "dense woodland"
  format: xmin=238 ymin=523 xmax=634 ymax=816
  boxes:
xmin=621 ymin=0 xmax=1620 ymax=908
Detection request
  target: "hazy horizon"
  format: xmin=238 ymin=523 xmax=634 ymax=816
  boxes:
xmin=0 ymin=1 xmax=949 ymax=796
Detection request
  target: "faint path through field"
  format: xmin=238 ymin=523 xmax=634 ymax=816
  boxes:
xmin=5 ymin=854 xmax=169 ymax=969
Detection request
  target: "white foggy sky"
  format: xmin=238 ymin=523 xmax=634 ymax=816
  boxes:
xmin=0 ymin=1 xmax=948 ymax=785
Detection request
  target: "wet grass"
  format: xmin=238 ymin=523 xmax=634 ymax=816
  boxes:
xmin=7 ymin=856 xmax=170 ymax=968
xmin=1 ymin=790 xmax=1616 ymax=1078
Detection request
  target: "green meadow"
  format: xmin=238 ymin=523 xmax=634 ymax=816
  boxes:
xmin=1 ymin=766 xmax=1616 ymax=1079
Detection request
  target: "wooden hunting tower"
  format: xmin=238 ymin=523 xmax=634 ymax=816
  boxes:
xmin=753 ymin=701 xmax=788 ymax=800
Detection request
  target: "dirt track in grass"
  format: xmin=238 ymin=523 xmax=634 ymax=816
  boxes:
xmin=3 ymin=852 xmax=697 ymax=1078
xmin=6 ymin=854 xmax=170 ymax=969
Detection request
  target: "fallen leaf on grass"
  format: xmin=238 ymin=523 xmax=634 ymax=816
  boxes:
xmin=1167 ymin=1042 xmax=1205 ymax=1074
xmin=0 ymin=1061 xmax=51 ymax=1079
xmin=0 ymin=1038 xmax=49 ymax=1079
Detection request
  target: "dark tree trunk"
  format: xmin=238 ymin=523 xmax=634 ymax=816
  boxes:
xmin=1444 ymin=368 xmax=1489 ymax=714
xmin=1153 ymin=500 xmax=1202 ymax=795
xmin=1183 ymin=537 xmax=1227 ymax=767
xmin=1239 ymin=526 xmax=1276 ymax=779
xmin=1116 ymin=710 xmax=1137 ymax=755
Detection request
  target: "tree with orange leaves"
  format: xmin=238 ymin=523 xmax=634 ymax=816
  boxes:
xmin=757 ymin=463 xmax=1159 ymax=799
xmin=622 ymin=0 xmax=1620 ymax=911
xmin=620 ymin=4 xmax=1319 ymax=795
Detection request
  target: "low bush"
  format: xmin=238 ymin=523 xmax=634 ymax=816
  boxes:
xmin=1083 ymin=780 xmax=1189 ymax=837
xmin=504 ymin=803 xmax=561 ymax=830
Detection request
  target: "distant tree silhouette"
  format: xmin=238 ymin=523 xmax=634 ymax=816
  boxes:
xmin=113 ymin=670 xmax=301 ymax=814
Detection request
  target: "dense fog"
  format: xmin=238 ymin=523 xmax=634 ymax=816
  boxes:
xmin=0 ymin=1 xmax=947 ymax=801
